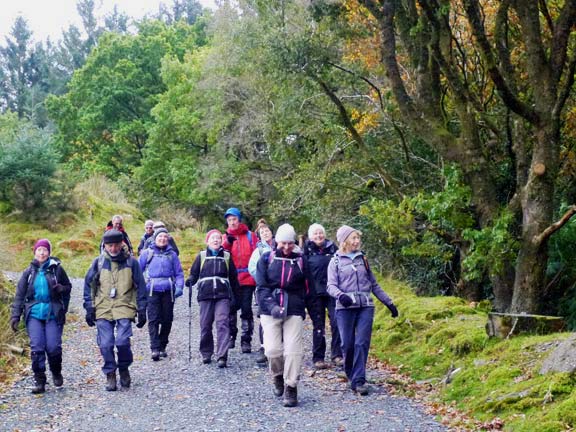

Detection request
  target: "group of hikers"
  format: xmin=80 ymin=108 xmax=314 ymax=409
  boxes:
xmin=9 ymin=209 xmax=399 ymax=408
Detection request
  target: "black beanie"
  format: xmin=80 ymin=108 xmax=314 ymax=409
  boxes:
xmin=103 ymin=229 xmax=124 ymax=244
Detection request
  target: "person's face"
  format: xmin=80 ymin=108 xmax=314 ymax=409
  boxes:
xmin=311 ymin=228 xmax=325 ymax=246
xmin=347 ymin=232 xmax=362 ymax=251
xmin=277 ymin=240 xmax=295 ymax=256
xmin=226 ymin=215 xmax=239 ymax=230
xmin=34 ymin=246 xmax=49 ymax=263
xmin=145 ymin=223 xmax=154 ymax=234
xmin=259 ymin=226 xmax=273 ymax=243
xmin=208 ymin=233 xmax=223 ymax=249
xmin=105 ymin=242 xmax=123 ymax=256
xmin=112 ymin=217 xmax=123 ymax=230
xmin=155 ymin=233 xmax=169 ymax=248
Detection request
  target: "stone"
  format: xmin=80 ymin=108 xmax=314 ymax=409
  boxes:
xmin=540 ymin=334 xmax=576 ymax=374
xmin=485 ymin=312 xmax=566 ymax=338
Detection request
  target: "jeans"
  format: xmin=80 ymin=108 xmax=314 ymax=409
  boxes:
xmin=96 ymin=318 xmax=133 ymax=374
xmin=336 ymin=307 xmax=374 ymax=389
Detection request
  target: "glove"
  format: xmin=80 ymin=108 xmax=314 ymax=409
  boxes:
xmin=339 ymin=294 xmax=354 ymax=308
xmin=226 ymin=235 xmax=236 ymax=244
xmin=136 ymin=310 xmax=147 ymax=328
xmin=270 ymin=305 xmax=284 ymax=319
xmin=174 ymin=286 xmax=183 ymax=298
xmin=53 ymin=283 xmax=67 ymax=294
xmin=85 ymin=308 xmax=96 ymax=327
xmin=387 ymin=303 xmax=399 ymax=318
xmin=10 ymin=317 xmax=19 ymax=332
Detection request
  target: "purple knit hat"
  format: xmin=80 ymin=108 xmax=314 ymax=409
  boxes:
xmin=34 ymin=239 xmax=52 ymax=255
xmin=336 ymin=225 xmax=357 ymax=245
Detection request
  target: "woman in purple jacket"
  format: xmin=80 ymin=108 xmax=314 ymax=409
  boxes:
xmin=327 ymin=225 xmax=398 ymax=396
xmin=139 ymin=228 xmax=184 ymax=361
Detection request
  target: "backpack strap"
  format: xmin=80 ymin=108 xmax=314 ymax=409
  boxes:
xmin=200 ymin=250 xmax=230 ymax=272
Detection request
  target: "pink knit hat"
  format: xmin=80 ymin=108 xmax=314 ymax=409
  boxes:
xmin=34 ymin=239 xmax=52 ymax=255
xmin=205 ymin=229 xmax=223 ymax=244
xmin=336 ymin=225 xmax=357 ymax=245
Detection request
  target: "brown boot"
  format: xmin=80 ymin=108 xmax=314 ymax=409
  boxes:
xmin=283 ymin=385 xmax=298 ymax=407
xmin=105 ymin=371 xmax=117 ymax=391
xmin=119 ymin=369 xmax=131 ymax=388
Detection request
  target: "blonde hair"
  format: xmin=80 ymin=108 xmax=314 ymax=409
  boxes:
xmin=339 ymin=230 xmax=362 ymax=254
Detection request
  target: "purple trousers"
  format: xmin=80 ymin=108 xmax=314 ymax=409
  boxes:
xmin=27 ymin=317 xmax=63 ymax=374
xmin=199 ymin=299 xmax=231 ymax=361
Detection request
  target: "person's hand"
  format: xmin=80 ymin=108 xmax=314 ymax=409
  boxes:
xmin=85 ymin=308 xmax=96 ymax=327
xmin=339 ymin=294 xmax=354 ymax=308
xmin=387 ymin=303 xmax=399 ymax=318
xmin=174 ymin=286 xmax=183 ymax=298
xmin=10 ymin=317 xmax=19 ymax=332
xmin=53 ymin=283 xmax=67 ymax=294
xmin=136 ymin=310 xmax=147 ymax=328
xmin=270 ymin=305 xmax=284 ymax=319
xmin=226 ymin=235 xmax=236 ymax=244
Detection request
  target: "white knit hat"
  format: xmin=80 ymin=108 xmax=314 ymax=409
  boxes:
xmin=275 ymin=224 xmax=296 ymax=242
xmin=308 ymin=223 xmax=325 ymax=239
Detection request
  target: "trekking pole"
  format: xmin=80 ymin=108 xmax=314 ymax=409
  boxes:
xmin=188 ymin=286 xmax=192 ymax=363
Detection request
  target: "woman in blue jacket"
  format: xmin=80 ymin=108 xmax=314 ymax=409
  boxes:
xmin=10 ymin=239 xmax=72 ymax=394
xmin=139 ymin=228 xmax=184 ymax=361
xmin=327 ymin=226 xmax=398 ymax=396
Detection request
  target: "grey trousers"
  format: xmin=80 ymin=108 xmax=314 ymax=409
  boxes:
xmin=199 ymin=299 xmax=231 ymax=360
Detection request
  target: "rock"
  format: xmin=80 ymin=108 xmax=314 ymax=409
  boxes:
xmin=486 ymin=312 xmax=566 ymax=338
xmin=540 ymin=334 xmax=576 ymax=374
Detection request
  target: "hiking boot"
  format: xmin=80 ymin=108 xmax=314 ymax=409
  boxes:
xmin=229 ymin=336 xmax=236 ymax=349
xmin=52 ymin=372 xmax=64 ymax=388
xmin=151 ymin=351 xmax=161 ymax=361
xmin=314 ymin=360 xmax=328 ymax=370
xmin=31 ymin=372 xmax=46 ymax=394
xmin=273 ymin=375 xmax=284 ymax=397
xmin=202 ymin=356 xmax=212 ymax=364
xmin=354 ymin=383 xmax=369 ymax=396
xmin=119 ymin=369 xmax=131 ymax=388
xmin=159 ymin=350 xmax=168 ymax=358
xmin=105 ymin=372 xmax=117 ymax=391
xmin=332 ymin=356 xmax=344 ymax=367
xmin=283 ymin=385 xmax=298 ymax=407
xmin=255 ymin=347 xmax=267 ymax=364
xmin=217 ymin=358 xmax=227 ymax=368
xmin=241 ymin=342 xmax=251 ymax=354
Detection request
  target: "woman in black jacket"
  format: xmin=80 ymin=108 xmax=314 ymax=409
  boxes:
xmin=10 ymin=239 xmax=72 ymax=394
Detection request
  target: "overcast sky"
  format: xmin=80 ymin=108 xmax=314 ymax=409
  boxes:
xmin=0 ymin=0 xmax=217 ymax=43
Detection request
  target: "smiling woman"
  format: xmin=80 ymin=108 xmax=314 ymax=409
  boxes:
xmin=0 ymin=0 xmax=216 ymax=43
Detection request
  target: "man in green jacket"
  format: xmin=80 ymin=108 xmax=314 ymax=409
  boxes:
xmin=84 ymin=229 xmax=147 ymax=391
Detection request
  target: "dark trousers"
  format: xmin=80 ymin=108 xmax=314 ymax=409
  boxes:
xmin=27 ymin=317 xmax=63 ymax=374
xmin=306 ymin=295 xmax=342 ymax=362
xmin=96 ymin=318 xmax=133 ymax=374
xmin=199 ymin=299 xmax=230 ymax=360
xmin=147 ymin=290 xmax=174 ymax=352
xmin=229 ymin=285 xmax=255 ymax=347
xmin=336 ymin=307 xmax=374 ymax=389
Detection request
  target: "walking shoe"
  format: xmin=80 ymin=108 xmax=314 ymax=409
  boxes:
xmin=31 ymin=372 xmax=46 ymax=394
xmin=273 ymin=375 xmax=284 ymax=397
xmin=255 ymin=347 xmax=267 ymax=364
xmin=202 ymin=356 xmax=212 ymax=364
xmin=105 ymin=372 xmax=117 ymax=391
xmin=283 ymin=385 xmax=298 ymax=407
xmin=159 ymin=350 xmax=168 ymax=358
xmin=332 ymin=356 xmax=344 ymax=367
xmin=217 ymin=358 xmax=227 ymax=368
xmin=314 ymin=360 xmax=328 ymax=370
xmin=354 ymin=384 xmax=369 ymax=396
xmin=119 ymin=369 xmax=131 ymax=388
xmin=52 ymin=372 xmax=64 ymax=387
xmin=151 ymin=351 xmax=161 ymax=361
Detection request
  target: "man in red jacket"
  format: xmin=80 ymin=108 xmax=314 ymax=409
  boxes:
xmin=222 ymin=207 xmax=258 ymax=353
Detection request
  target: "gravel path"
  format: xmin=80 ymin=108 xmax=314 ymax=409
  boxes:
xmin=1 ymin=274 xmax=447 ymax=432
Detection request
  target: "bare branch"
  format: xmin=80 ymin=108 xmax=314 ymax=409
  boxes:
xmin=534 ymin=205 xmax=576 ymax=245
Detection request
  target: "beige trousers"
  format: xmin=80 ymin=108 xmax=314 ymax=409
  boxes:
xmin=260 ymin=315 xmax=304 ymax=387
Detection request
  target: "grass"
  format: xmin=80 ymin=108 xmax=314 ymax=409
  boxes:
xmin=373 ymin=278 xmax=575 ymax=431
